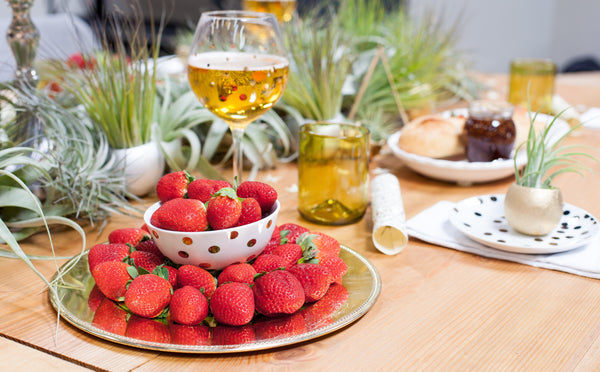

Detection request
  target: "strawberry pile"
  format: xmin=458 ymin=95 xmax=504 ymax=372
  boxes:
xmin=87 ymin=175 xmax=351 ymax=342
xmin=150 ymin=171 xmax=277 ymax=232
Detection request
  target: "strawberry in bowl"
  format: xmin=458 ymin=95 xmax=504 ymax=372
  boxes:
xmin=143 ymin=173 xmax=281 ymax=271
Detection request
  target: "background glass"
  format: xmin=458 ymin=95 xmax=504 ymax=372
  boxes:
xmin=298 ymin=123 xmax=370 ymax=225
xmin=187 ymin=11 xmax=289 ymax=182
xmin=242 ymin=0 xmax=297 ymax=23
xmin=508 ymin=58 xmax=556 ymax=113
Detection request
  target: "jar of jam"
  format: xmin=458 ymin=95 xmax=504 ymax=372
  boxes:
xmin=464 ymin=100 xmax=516 ymax=162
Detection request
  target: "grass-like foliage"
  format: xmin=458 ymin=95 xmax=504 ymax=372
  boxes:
xmin=515 ymin=109 xmax=600 ymax=189
xmin=45 ymin=9 xmax=164 ymax=149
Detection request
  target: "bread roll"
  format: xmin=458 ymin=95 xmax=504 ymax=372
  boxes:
xmin=512 ymin=105 xmax=548 ymax=148
xmin=398 ymin=114 xmax=466 ymax=158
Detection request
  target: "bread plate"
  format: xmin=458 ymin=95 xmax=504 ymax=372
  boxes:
xmin=387 ymin=110 xmax=569 ymax=185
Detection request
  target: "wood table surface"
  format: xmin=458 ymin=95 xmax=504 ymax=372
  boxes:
xmin=1 ymin=73 xmax=600 ymax=371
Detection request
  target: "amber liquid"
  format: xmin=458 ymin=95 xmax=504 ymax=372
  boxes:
xmin=508 ymin=59 xmax=556 ymax=113
xmin=188 ymin=52 xmax=289 ymax=130
xmin=298 ymin=124 xmax=370 ymax=225
xmin=243 ymin=0 xmax=297 ymax=22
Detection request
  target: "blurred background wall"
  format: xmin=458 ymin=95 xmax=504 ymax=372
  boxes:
xmin=1 ymin=0 xmax=599 ymax=74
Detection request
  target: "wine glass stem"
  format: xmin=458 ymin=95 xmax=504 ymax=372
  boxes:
xmin=232 ymin=127 xmax=245 ymax=184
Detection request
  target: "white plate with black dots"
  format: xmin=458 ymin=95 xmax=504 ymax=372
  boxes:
xmin=449 ymin=194 xmax=599 ymax=254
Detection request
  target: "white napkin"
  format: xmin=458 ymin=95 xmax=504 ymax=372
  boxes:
xmin=581 ymin=107 xmax=600 ymax=129
xmin=406 ymin=201 xmax=600 ymax=279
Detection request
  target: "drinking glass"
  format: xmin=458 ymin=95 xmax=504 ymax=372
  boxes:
xmin=508 ymin=58 xmax=556 ymax=113
xmin=187 ymin=11 xmax=289 ymax=182
xmin=298 ymin=123 xmax=370 ymax=225
xmin=242 ymin=0 xmax=297 ymax=23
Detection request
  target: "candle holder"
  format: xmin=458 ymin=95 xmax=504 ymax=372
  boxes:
xmin=6 ymin=0 xmax=40 ymax=88
xmin=5 ymin=0 xmax=44 ymax=150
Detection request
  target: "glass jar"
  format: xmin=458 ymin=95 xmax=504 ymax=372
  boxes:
xmin=464 ymin=100 xmax=516 ymax=162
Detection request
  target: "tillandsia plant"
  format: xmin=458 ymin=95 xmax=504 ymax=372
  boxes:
xmin=281 ymin=4 xmax=357 ymax=121
xmin=514 ymin=108 xmax=600 ymax=189
xmin=42 ymin=10 xmax=164 ymax=149
xmin=338 ymin=0 xmax=482 ymax=141
xmin=0 ymin=84 xmax=138 ymax=243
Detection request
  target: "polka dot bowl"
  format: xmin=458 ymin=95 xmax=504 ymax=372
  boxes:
xmin=143 ymin=200 xmax=280 ymax=271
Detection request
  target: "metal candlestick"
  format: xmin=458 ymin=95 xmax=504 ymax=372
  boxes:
xmin=6 ymin=0 xmax=40 ymax=88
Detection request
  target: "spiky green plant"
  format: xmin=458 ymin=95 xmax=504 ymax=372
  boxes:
xmin=514 ymin=109 xmax=599 ymax=189
xmin=281 ymin=4 xmax=357 ymax=121
xmin=0 ymin=84 xmax=138 ymax=243
xmin=43 ymin=12 xmax=164 ymax=149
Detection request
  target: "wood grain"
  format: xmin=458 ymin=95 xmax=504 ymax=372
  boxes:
xmin=1 ymin=73 xmax=600 ymax=371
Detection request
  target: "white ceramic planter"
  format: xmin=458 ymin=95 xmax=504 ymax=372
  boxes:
xmin=504 ymin=183 xmax=563 ymax=236
xmin=113 ymin=142 xmax=165 ymax=197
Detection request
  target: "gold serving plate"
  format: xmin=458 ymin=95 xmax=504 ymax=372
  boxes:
xmin=49 ymin=245 xmax=381 ymax=353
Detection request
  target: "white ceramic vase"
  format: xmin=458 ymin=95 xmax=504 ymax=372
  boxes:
xmin=113 ymin=141 xmax=165 ymax=197
xmin=504 ymin=183 xmax=563 ymax=236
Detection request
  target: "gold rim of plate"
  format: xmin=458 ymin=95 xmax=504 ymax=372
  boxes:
xmin=49 ymin=245 xmax=381 ymax=353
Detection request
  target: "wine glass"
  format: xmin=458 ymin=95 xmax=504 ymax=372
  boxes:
xmin=187 ymin=11 xmax=289 ymax=183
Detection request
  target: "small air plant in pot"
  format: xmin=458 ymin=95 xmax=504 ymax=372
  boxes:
xmin=504 ymin=109 xmax=599 ymax=236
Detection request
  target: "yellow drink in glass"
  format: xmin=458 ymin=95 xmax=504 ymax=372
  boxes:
xmin=188 ymin=52 xmax=289 ymax=130
xmin=243 ymin=0 xmax=297 ymax=22
xmin=508 ymin=58 xmax=556 ymax=113
xmin=298 ymin=123 xmax=370 ymax=225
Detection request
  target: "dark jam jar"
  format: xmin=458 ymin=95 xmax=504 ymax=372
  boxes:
xmin=464 ymin=100 xmax=516 ymax=162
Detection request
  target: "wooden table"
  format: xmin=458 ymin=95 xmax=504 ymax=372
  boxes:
xmin=1 ymin=73 xmax=600 ymax=371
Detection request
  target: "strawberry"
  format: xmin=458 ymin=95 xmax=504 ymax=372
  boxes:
xmin=108 ymin=228 xmax=149 ymax=246
xmin=152 ymin=198 xmax=208 ymax=232
xmin=170 ymin=324 xmax=210 ymax=346
xmin=125 ymin=315 xmax=171 ymax=343
xmin=124 ymin=274 xmax=172 ymax=318
xmin=87 ymin=285 xmax=105 ymax=312
xmin=251 ymin=253 xmax=286 ymax=274
xmin=206 ymin=188 xmax=242 ymax=230
xmin=253 ymin=270 xmax=305 ymax=317
xmin=319 ymin=255 xmax=348 ymax=284
xmin=236 ymin=181 xmax=278 ymax=212
xmin=279 ymin=223 xmax=309 ymax=244
xmin=91 ymin=261 xmax=131 ymax=301
xmin=155 ymin=170 xmax=193 ymax=203
xmin=92 ymin=297 xmax=129 ymax=335
xmin=163 ymin=265 xmax=178 ymax=288
xmin=300 ymin=283 xmax=349 ymax=331
xmin=88 ymin=243 xmax=130 ymax=272
xmin=272 ymin=243 xmax=303 ymax=269
xmin=297 ymin=231 xmax=341 ymax=261
xmin=262 ymin=225 xmax=282 ymax=255
xmin=254 ymin=312 xmax=306 ymax=340
xmin=135 ymin=239 xmax=165 ymax=260
xmin=210 ymin=282 xmax=255 ymax=326
xmin=211 ymin=325 xmax=255 ymax=345
xmin=234 ymin=197 xmax=262 ymax=226
xmin=217 ymin=263 xmax=257 ymax=285
xmin=169 ymin=286 xmax=209 ymax=326
xmin=187 ymin=178 xmax=232 ymax=203
xmin=288 ymin=263 xmax=332 ymax=303
xmin=128 ymin=250 xmax=163 ymax=273
xmin=140 ymin=223 xmax=150 ymax=233
xmin=177 ymin=265 xmax=216 ymax=298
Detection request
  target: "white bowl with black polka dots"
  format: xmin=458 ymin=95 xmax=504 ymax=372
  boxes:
xmin=449 ymin=194 xmax=599 ymax=254
xmin=143 ymin=200 xmax=280 ymax=270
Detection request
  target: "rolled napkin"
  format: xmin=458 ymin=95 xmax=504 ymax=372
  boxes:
xmin=371 ymin=173 xmax=408 ymax=255
xmin=406 ymin=201 xmax=600 ymax=279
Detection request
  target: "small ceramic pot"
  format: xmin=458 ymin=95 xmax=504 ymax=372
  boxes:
xmin=504 ymin=183 xmax=563 ymax=236
xmin=113 ymin=142 xmax=165 ymax=196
